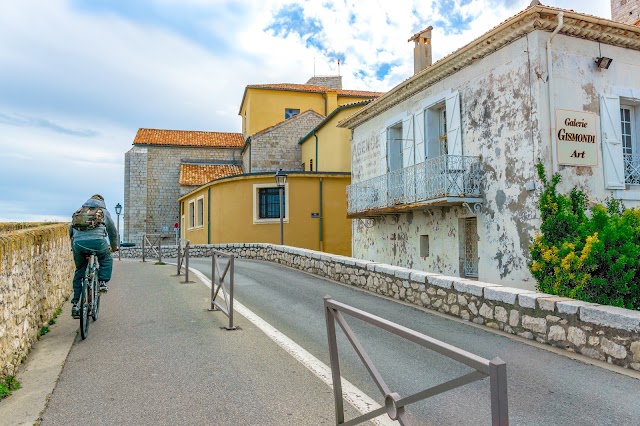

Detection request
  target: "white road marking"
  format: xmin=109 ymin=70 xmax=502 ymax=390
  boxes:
xmin=188 ymin=266 xmax=397 ymax=426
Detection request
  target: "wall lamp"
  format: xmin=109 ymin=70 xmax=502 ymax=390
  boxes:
xmin=595 ymin=56 xmax=613 ymax=70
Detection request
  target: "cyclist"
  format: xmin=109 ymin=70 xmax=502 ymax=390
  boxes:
xmin=69 ymin=194 xmax=118 ymax=318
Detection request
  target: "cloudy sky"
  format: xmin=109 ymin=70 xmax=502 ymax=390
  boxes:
xmin=0 ymin=0 xmax=610 ymax=223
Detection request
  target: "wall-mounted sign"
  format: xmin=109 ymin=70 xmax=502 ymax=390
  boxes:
xmin=556 ymin=109 xmax=598 ymax=166
xmin=311 ymin=212 xmax=320 ymax=218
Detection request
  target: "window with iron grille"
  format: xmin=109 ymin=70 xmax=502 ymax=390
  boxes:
xmin=258 ymin=188 xmax=286 ymax=219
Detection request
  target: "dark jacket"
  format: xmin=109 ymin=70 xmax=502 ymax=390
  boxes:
xmin=69 ymin=197 xmax=118 ymax=251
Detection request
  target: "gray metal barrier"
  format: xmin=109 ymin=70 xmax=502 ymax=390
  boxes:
xmin=324 ymin=297 xmax=508 ymax=426
xmin=208 ymin=249 xmax=237 ymax=330
xmin=175 ymin=239 xmax=191 ymax=282
xmin=141 ymin=234 xmax=162 ymax=263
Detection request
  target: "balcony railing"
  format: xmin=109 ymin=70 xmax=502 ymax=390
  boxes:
xmin=347 ymin=155 xmax=482 ymax=216
xmin=625 ymin=154 xmax=640 ymax=185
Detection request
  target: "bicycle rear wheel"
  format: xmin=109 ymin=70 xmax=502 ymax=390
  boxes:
xmin=91 ymin=275 xmax=100 ymax=321
xmin=79 ymin=280 xmax=89 ymax=339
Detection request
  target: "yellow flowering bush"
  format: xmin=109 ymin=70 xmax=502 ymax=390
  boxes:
xmin=529 ymin=163 xmax=640 ymax=310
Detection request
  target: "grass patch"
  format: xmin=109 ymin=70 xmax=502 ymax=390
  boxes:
xmin=48 ymin=319 xmax=56 ymax=325
xmin=154 ymin=261 xmax=166 ymax=265
xmin=39 ymin=326 xmax=50 ymax=336
xmin=0 ymin=376 xmax=21 ymax=399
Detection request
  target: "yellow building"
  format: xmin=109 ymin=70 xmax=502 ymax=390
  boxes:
xmin=178 ymin=172 xmax=352 ymax=255
xmin=299 ymin=100 xmax=373 ymax=173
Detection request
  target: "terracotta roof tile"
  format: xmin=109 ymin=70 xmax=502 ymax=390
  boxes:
xmin=247 ymin=83 xmax=383 ymax=98
xmin=179 ymin=164 xmax=243 ymax=186
xmin=134 ymin=129 xmax=244 ymax=148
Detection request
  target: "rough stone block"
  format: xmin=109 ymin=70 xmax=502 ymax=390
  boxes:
xmin=601 ymin=337 xmax=628 ymax=360
xmin=579 ymin=305 xmax=640 ymax=332
xmin=427 ymin=275 xmax=453 ymax=289
xmin=536 ymin=296 xmax=573 ymax=312
xmin=522 ymin=315 xmax=547 ymax=334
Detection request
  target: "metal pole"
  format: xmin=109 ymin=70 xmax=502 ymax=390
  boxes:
xmin=184 ymin=243 xmax=190 ymax=283
xmin=177 ymin=240 xmax=182 ymax=275
xmin=279 ymin=186 xmax=284 ymax=245
xmin=324 ymin=297 xmax=345 ymax=423
xmin=489 ymin=358 xmax=509 ymax=426
xmin=228 ymin=255 xmax=234 ymax=329
xmin=210 ymin=252 xmax=215 ymax=309
xmin=117 ymin=213 xmax=121 ymax=261
xmin=142 ymin=236 xmax=146 ymax=262
xmin=158 ymin=235 xmax=162 ymax=263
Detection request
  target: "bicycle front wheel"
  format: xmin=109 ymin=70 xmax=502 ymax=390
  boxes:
xmin=91 ymin=276 xmax=100 ymax=321
xmin=79 ymin=280 xmax=90 ymax=339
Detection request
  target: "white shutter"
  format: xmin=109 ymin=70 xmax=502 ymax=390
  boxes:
xmin=446 ymin=91 xmax=462 ymax=156
xmin=600 ymin=95 xmax=625 ymax=189
xmin=402 ymin=116 xmax=414 ymax=167
xmin=414 ymin=110 xmax=425 ymax=163
xmin=380 ymin=128 xmax=388 ymax=174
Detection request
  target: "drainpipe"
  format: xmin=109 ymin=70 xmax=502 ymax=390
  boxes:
xmin=314 ymin=132 xmax=319 ymax=172
xmin=547 ymin=12 xmax=564 ymax=175
xmin=319 ymin=177 xmax=324 ymax=252
xmin=207 ymin=186 xmax=211 ymax=244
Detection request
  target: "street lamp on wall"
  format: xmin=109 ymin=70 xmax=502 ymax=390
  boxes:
xmin=595 ymin=56 xmax=613 ymax=70
xmin=115 ymin=203 xmax=122 ymax=261
xmin=274 ymin=169 xmax=288 ymax=246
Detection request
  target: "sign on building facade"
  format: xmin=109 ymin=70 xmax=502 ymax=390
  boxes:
xmin=555 ymin=109 xmax=598 ymax=166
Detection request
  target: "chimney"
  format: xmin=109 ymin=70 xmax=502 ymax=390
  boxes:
xmin=408 ymin=26 xmax=433 ymax=74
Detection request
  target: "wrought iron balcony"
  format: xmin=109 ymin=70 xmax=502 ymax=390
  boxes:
xmin=625 ymin=154 xmax=640 ymax=185
xmin=347 ymin=155 xmax=483 ymax=217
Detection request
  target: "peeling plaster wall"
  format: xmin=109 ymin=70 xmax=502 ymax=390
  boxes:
xmin=351 ymin=30 xmax=640 ymax=290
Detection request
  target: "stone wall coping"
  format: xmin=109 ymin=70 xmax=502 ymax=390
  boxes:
xmin=426 ymin=275 xmax=454 ymax=289
xmin=451 ymin=279 xmax=501 ymax=296
xmin=373 ymin=264 xmax=409 ymax=276
xmin=518 ymin=292 xmax=556 ymax=309
xmin=579 ymin=305 xmax=640 ymax=332
xmin=556 ymin=300 xmax=600 ymax=315
xmin=536 ymin=296 xmax=574 ymax=312
xmin=484 ymin=286 xmax=535 ymax=305
xmin=409 ymin=270 xmax=439 ymax=283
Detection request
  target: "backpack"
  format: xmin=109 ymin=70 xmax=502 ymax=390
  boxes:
xmin=71 ymin=206 xmax=104 ymax=231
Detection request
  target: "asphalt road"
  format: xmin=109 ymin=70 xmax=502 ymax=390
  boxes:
xmin=185 ymin=257 xmax=640 ymax=426
xmin=41 ymin=257 xmax=640 ymax=425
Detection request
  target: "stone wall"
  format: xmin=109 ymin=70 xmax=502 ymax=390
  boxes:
xmin=124 ymin=144 xmax=242 ymax=245
xmin=119 ymin=242 xmax=640 ymax=370
xmin=611 ymin=0 xmax=640 ymax=24
xmin=249 ymin=110 xmax=324 ymax=172
xmin=0 ymin=224 xmax=73 ymax=376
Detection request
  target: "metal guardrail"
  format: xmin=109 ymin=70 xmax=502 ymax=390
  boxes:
xmin=324 ymin=297 xmax=508 ymax=426
xmin=347 ymin=155 xmax=482 ymax=214
xmin=142 ymin=234 xmax=162 ymax=263
xmin=208 ymin=249 xmax=237 ymax=330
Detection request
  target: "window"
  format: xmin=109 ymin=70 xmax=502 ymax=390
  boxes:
xmin=196 ymin=196 xmax=204 ymax=227
xmin=463 ymin=218 xmax=478 ymax=278
xmin=188 ymin=201 xmax=195 ymax=229
xmin=285 ymin=108 xmax=300 ymax=119
xmin=310 ymin=158 xmax=313 ymax=171
xmin=420 ymin=235 xmax=429 ymax=257
xmin=388 ymin=121 xmax=403 ymax=172
xmin=258 ymin=188 xmax=286 ymax=219
xmin=601 ymin=94 xmax=640 ymax=188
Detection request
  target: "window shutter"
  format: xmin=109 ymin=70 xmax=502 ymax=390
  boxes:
xmin=402 ymin=116 xmax=414 ymax=167
xmin=414 ymin=110 xmax=425 ymax=163
xmin=380 ymin=128 xmax=388 ymax=174
xmin=600 ymin=95 xmax=625 ymax=189
xmin=446 ymin=91 xmax=462 ymax=156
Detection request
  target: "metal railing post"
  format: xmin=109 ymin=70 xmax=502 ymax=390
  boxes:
xmin=228 ymin=255 xmax=235 ymax=329
xmin=183 ymin=242 xmax=191 ymax=283
xmin=142 ymin=236 xmax=146 ymax=262
xmin=158 ymin=235 xmax=162 ymax=263
xmin=490 ymin=358 xmax=509 ymax=426
xmin=324 ymin=296 xmax=345 ymax=424
xmin=209 ymin=249 xmax=236 ymax=330
xmin=177 ymin=239 xmax=182 ymax=275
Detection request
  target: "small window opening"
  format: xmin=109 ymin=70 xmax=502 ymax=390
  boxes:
xmin=420 ymin=235 xmax=429 ymax=257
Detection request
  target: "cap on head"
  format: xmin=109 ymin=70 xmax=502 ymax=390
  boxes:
xmin=91 ymin=194 xmax=104 ymax=201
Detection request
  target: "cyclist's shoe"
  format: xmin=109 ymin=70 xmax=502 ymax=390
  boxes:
xmin=71 ymin=303 xmax=80 ymax=319
xmin=99 ymin=281 xmax=108 ymax=293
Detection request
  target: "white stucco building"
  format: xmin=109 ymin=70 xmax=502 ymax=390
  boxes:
xmin=340 ymin=4 xmax=640 ymax=290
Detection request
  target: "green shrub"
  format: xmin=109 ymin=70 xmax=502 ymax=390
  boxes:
xmin=0 ymin=376 xmax=21 ymax=399
xmin=529 ymin=163 xmax=640 ymax=310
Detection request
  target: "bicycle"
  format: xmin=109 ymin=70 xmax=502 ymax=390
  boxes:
xmin=79 ymin=250 xmax=101 ymax=340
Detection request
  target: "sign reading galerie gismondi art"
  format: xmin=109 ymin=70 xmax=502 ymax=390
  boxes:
xmin=555 ymin=109 xmax=598 ymax=166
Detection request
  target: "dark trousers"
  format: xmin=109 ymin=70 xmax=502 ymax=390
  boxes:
xmin=72 ymin=239 xmax=112 ymax=303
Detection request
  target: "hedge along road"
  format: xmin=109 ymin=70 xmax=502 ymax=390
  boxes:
xmin=185 ymin=257 xmax=640 ymax=426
